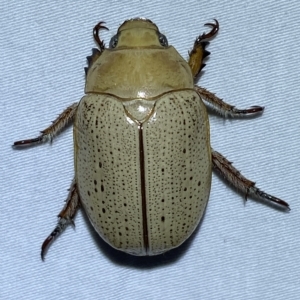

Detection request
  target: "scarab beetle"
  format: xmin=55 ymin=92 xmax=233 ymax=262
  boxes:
xmin=14 ymin=18 xmax=289 ymax=259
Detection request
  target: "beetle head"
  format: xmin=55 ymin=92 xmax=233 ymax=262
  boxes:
xmin=109 ymin=18 xmax=168 ymax=49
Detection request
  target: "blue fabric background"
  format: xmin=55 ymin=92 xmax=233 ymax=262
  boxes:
xmin=1 ymin=1 xmax=299 ymax=299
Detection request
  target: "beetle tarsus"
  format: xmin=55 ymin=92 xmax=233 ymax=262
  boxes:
xmin=13 ymin=136 xmax=45 ymax=147
xmin=41 ymin=178 xmax=79 ymax=260
xmin=250 ymin=188 xmax=290 ymax=210
xmin=195 ymin=86 xmax=264 ymax=117
xmin=212 ymin=149 xmax=290 ymax=210
xmin=13 ymin=103 xmax=78 ymax=147
xmin=93 ymin=21 xmax=109 ymax=52
xmin=200 ymin=19 xmax=219 ymax=41
xmin=41 ymin=218 xmax=70 ymax=260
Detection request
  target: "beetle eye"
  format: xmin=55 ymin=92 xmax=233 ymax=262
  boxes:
xmin=109 ymin=35 xmax=118 ymax=48
xmin=158 ymin=33 xmax=168 ymax=47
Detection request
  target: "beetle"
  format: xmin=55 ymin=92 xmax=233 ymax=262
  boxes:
xmin=14 ymin=18 xmax=289 ymax=259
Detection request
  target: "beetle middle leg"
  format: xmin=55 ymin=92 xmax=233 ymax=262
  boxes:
xmin=13 ymin=103 xmax=78 ymax=147
xmin=212 ymin=149 xmax=290 ymax=209
xmin=195 ymin=86 xmax=264 ymax=117
xmin=41 ymin=178 xmax=80 ymax=260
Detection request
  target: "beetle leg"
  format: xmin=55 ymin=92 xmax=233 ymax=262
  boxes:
xmin=13 ymin=102 xmax=78 ymax=147
xmin=188 ymin=19 xmax=219 ymax=78
xmin=195 ymin=86 xmax=264 ymax=117
xmin=85 ymin=48 xmax=101 ymax=76
xmin=93 ymin=21 xmax=108 ymax=51
xmin=84 ymin=22 xmax=109 ymax=76
xmin=41 ymin=178 xmax=79 ymax=260
xmin=212 ymin=149 xmax=290 ymax=210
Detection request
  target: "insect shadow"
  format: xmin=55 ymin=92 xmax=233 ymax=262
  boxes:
xmin=82 ymin=206 xmax=207 ymax=270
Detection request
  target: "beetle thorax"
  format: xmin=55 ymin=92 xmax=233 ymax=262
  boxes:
xmin=85 ymin=47 xmax=194 ymax=99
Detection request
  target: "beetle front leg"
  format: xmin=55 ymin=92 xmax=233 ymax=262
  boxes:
xmin=41 ymin=178 xmax=79 ymax=260
xmin=188 ymin=19 xmax=219 ymax=78
xmin=85 ymin=22 xmax=109 ymax=76
xmin=212 ymin=149 xmax=290 ymax=210
xmin=195 ymin=86 xmax=264 ymax=117
xmin=13 ymin=103 xmax=78 ymax=147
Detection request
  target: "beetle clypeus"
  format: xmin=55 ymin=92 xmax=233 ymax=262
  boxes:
xmin=14 ymin=18 xmax=289 ymax=260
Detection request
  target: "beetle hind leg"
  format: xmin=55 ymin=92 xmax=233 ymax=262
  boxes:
xmin=41 ymin=178 xmax=80 ymax=260
xmin=212 ymin=149 xmax=290 ymax=210
xmin=188 ymin=19 xmax=219 ymax=78
xmin=13 ymin=103 xmax=78 ymax=147
xmin=195 ymin=86 xmax=264 ymax=117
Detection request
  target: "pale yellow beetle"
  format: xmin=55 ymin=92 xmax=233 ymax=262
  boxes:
xmin=14 ymin=18 xmax=289 ymax=259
